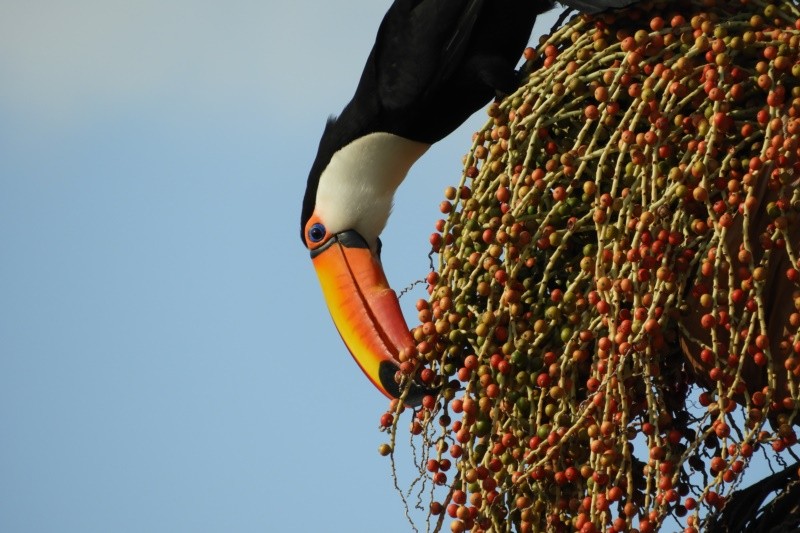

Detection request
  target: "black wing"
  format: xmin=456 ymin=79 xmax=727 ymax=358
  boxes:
xmin=373 ymin=0 xmax=485 ymax=110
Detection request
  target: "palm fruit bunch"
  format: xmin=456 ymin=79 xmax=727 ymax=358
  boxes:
xmin=381 ymin=0 xmax=800 ymax=532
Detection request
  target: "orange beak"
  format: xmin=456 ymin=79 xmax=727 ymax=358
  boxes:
xmin=310 ymin=230 xmax=428 ymax=405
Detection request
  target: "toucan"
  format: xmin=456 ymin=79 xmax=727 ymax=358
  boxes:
xmin=300 ymin=0 xmax=637 ymax=405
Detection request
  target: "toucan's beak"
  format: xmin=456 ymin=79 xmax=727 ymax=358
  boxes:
xmin=310 ymin=230 xmax=428 ymax=405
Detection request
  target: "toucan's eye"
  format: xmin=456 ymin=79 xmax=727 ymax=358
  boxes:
xmin=308 ymin=223 xmax=326 ymax=243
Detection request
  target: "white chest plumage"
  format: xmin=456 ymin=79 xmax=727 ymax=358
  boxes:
xmin=315 ymin=132 xmax=430 ymax=251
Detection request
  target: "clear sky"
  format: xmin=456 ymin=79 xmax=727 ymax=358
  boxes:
xmin=0 ymin=2 xmax=559 ymax=532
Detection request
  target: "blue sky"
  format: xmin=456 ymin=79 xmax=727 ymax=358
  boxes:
xmin=0 ymin=2 xmax=559 ymax=532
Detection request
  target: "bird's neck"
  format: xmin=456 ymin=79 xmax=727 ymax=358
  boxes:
xmin=315 ymin=132 xmax=430 ymax=249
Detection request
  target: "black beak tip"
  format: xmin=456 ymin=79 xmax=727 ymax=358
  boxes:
xmin=378 ymin=360 xmax=438 ymax=408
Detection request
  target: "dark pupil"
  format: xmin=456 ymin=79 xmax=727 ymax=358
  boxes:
xmin=308 ymin=223 xmax=326 ymax=243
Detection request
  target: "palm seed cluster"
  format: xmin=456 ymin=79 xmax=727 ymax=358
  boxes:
xmin=382 ymin=0 xmax=800 ymax=532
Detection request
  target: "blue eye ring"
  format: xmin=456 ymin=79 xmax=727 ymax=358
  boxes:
xmin=308 ymin=223 xmax=326 ymax=243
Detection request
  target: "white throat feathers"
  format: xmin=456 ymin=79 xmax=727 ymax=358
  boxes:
xmin=315 ymin=132 xmax=430 ymax=252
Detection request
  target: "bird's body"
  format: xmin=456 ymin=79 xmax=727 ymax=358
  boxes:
xmin=301 ymin=0 xmax=638 ymax=403
xmin=302 ymin=0 xmax=547 ymax=246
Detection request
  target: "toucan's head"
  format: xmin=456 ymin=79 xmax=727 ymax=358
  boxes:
xmin=301 ymin=125 xmax=431 ymax=405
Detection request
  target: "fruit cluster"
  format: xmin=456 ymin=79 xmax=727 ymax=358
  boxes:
xmin=382 ymin=0 xmax=800 ymax=531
